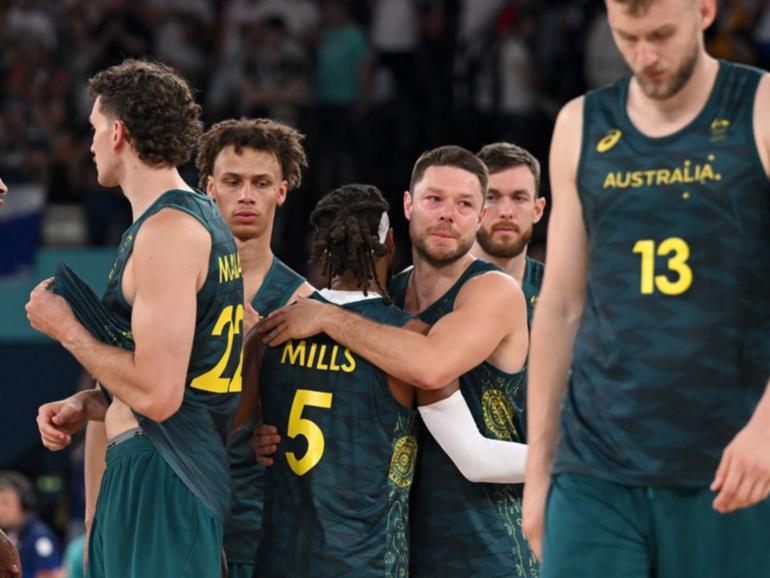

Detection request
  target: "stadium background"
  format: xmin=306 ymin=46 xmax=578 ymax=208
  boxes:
xmin=0 ymin=0 xmax=767 ymax=565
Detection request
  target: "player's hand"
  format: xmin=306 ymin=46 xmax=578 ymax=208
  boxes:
xmin=25 ymin=277 xmax=80 ymax=342
xmin=242 ymin=303 xmax=261 ymax=336
xmin=37 ymin=396 xmax=89 ymax=450
xmin=252 ymin=424 xmax=280 ymax=466
xmin=0 ymin=529 xmax=21 ymax=578
xmin=257 ymin=298 xmax=330 ymax=346
xmin=0 ymin=178 xmax=7 ymax=206
xmin=522 ymin=456 xmax=552 ymax=560
xmin=711 ymin=417 xmax=770 ymax=513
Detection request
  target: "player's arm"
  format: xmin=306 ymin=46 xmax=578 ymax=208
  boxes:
xmin=708 ymin=75 xmax=770 ymax=514
xmin=230 ymin=325 xmax=265 ymax=436
xmin=260 ymin=272 xmax=524 ymax=390
xmin=37 ymin=388 xmax=107 ymax=451
xmin=417 ymin=386 xmax=527 ymax=484
xmin=26 ymin=209 xmax=209 ymax=421
xmin=0 ymin=528 xmax=21 ymax=578
xmin=382 ymin=318 xmax=528 ymax=484
xmin=523 ymin=95 xmax=588 ymax=559
xmin=0 ymin=178 xmax=7 ymax=206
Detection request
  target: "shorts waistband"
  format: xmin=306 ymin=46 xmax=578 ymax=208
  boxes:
xmin=105 ymin=430 xmax=153 ymax=463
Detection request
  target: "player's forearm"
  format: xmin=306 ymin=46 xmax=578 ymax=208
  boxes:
xmin=321 ymin=307 xmax=448 ymax=389
xmin=747 ymin=378 xmax=770 ymax=430
xmin=60 ymin=324 xmax=179 ymax=420
xmin=84 ymin=420 xmax=106 ymax=531
xmin=419 ymin=390 xmax=527 ymax=483
xmin=527 ymin=298 xmax=582 ymax=469
xmin=73 ymin=388 xmax=108 ymax=422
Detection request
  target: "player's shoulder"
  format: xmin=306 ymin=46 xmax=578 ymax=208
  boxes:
xmin=136 ymin=205 xmax=211 ymax=250
xmin=554 ymin=95 xmax=585 ymax=137
xmin=458 ymin=267 xmax=524 ymax=308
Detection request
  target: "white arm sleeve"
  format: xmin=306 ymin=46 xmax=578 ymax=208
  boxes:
xmin=418 ymin=390 xmax=527 ymax=484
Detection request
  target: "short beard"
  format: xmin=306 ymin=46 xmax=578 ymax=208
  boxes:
xmin=636 ymin=39 xmax=699 ymax=100
xmin=412 ymin=233 xmax=474 ymax=268
xmin=476 ymin=223 xmax=532 ymax=259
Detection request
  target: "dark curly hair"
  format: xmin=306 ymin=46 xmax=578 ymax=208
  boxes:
xmin=89 ymin=59 xmax=203 ymax=168
xmin=195 ymin=118 xmax=308 ymax=189
xmin=311 ymin=184 xmax=390 ymax=298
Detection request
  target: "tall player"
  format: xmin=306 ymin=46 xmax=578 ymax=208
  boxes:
xmin=195 ymin=117 xmax=313 ymax=578
xmin=27 ymin=60 xmax=243 ymax=577
xmin=524 ymin=1 xmax=770 ymax=577
xmin=259 ymin=146 xmax=537 ymax=577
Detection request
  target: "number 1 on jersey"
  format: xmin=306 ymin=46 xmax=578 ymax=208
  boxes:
xmin=633 ymin=238 xmax=693 ymax=295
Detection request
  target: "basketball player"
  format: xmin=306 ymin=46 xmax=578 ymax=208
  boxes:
xmin=27 ymin=60 xmax=242 ymax=577
xmin=196 ymin=117 xmax=313 ymax=578
xmin=259 ymin=146 xmax=537 ymax=577
xmin=523 ymin=1 xmax=770 ymax=577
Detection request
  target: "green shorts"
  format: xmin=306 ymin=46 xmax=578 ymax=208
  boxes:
xmin=227 ymin=562 xmax=254 ymax=578
xmin=87 ymin=434 xmax=223 ymax=578
xmin=542 ymin=473 xmax=770 ymax=578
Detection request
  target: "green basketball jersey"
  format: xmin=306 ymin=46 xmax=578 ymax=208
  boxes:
xmin=254 ymin=291 xmax=418 ymax=578
xmin=522 ymin=256 xmax=544 ymax=329
xmin=390 ymin=260 xmax=538 ymax=578
xmin=555 ymin=61 xmax=770 ymax=486
xmin=224 ymin=256 xmax=306 ymax=564
xmin=102 ymin=189 xmax=244 ymax=522
xmin=517 ymin=255 xmax=544 ymax=436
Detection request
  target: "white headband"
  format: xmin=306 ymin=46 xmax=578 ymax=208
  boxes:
xmin=377 ymin=211 xmax=389 ymax=244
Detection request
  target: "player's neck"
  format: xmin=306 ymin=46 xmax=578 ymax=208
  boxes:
xmin=628 ymin=53 xmax=719 ymax=133
xmin=470 ymin=242 xmax=528 ymax=284
xmin=409 ymin=250 xmax=476 ymax=312
xmin=122 ymin=163 xmax=193 ymax=221
xmin=239 ymin=230 xmax=274 ymax=303
xmin=329 ymin=271 xmax=381 ymax=295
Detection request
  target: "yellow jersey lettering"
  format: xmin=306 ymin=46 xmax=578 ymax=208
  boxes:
xmin=316 ymin=345 xmax=329 ymax=371
xmin=341 ymin=348 xmax=356 ymax=373
xmin=281 ymin=340 xmax=307 ymax=366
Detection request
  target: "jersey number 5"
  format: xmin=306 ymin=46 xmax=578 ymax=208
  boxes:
xmin=632 ymin=238 xmax=693 ymax=295
xmin=286 ymin=389 xmax=333 ymax=476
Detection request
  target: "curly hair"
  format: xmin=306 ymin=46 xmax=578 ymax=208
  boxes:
xmin=195 ymin=118 xmax=308 ymax=189
xmin=89 ymin=59 xmax=202 ymax=168
xmin=311 ymin=184 xmax=390 ymax=298
xmin=477 ymin=142 xmax=541 ymax=196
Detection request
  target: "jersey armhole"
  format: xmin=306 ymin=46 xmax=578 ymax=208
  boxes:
xmin=749 ymin=73 xmax=770 ymax=185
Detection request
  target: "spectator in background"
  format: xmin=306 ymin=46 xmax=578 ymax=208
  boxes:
xmin=0 ymin=472 xmax=63 ymax=578
xmin=239 ymin=15 xmax=310 ymax=128
xmin=314 ymin=0 xmax=370 ymax=194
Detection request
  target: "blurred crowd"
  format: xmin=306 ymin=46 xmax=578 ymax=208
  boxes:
xmin=2 ymin=1 xmax=769 ymax=572
xmin=2 ymin=0 xmax=768 ymax=268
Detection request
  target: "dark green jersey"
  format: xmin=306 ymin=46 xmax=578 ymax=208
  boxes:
xmin=555 ymin=61 xmax=770 ymax=486
xmin=255 ymin=291 xmax=418 ymax=578
xmin=522 ymin=256 xmax=544 ymax=329
xmin=390 ymin=260 xmax=538 ymax=578
xmin=102 ymin=189 xmax=243 ymax=522
xmin=224 ymin=257 xmax=306 ymax=564
xmin=517 ymin=256 xmax=544 ymax=435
